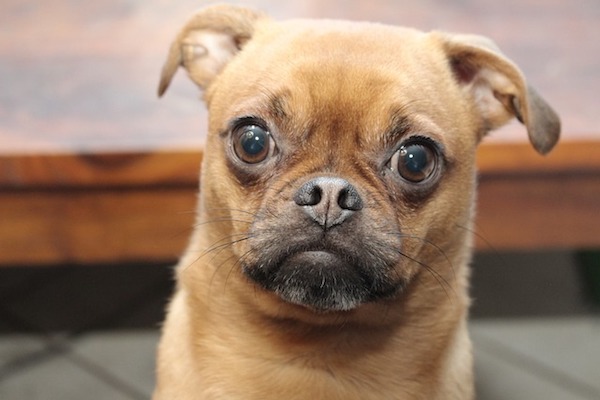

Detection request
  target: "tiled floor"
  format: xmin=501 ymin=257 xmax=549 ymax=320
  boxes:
xmin=0 ymin=252 xmax=598 ymax=400
xmin=473 ymin=317 xmax=600 ymax=400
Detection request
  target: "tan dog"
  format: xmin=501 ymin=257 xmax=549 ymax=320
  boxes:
xmin=154 ymin=5 xmax=560 ymax=399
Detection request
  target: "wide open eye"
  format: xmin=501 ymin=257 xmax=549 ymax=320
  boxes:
xmin=232 ymin=121 xmax=273 ymax=164
xmin=390 ymin=138 xmax=439 ymax=183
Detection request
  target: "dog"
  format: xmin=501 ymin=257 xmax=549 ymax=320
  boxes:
xmin=154 ymin=4 xmax=560 ymax=399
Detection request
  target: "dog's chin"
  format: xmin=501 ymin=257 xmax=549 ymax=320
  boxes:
xmin=243 ymin=250 xmax=401 ymax=313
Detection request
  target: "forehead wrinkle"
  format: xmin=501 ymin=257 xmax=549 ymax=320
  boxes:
xmin=381 ymin=105 xmax=414 ymax=149
xmin=272 ymin=65 xmax=407 ymax=158
xmin=265 ymin=90 xmax=291 ymax=121
xmin=228 ymin=86 xmax=306 ymax=149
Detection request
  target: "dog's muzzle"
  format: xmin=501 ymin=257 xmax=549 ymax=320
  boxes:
xmin=242 ymin=176 xmax=404 ymax=313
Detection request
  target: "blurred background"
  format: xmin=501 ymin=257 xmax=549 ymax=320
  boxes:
xmin=1 ymin=0 xmax=599 ymax=399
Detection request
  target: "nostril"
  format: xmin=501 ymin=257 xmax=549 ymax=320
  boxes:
xmin=294 ymin=177 xmax=363 ymax=210
xmin=338 ymin=186 xmax=363 ymax=211
xmin=294 ymin=181 xmax=322 ymax=206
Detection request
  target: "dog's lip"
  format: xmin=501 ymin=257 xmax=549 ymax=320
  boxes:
xmin=284 ymin=250 xmax=341 ymax=265
xmin=282 ymin=246 xmax=353 ymax=267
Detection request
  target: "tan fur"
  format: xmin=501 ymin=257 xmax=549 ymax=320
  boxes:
xmin=154 ymin=5 xmax=560 ymax=399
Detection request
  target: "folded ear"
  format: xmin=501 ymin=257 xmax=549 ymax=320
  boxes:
xmin=158 ymin=4 xmax=266 ymax=97
xmin=435 ymin=33 xmax=560 ymax=155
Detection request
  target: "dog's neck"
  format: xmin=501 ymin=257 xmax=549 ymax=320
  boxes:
xmin=178 ymin=255 xmax=471 ymax=399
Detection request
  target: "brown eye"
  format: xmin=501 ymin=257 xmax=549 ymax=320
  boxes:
xmin=232 ymin=123 xmax=273 ymax=164
xmin=390 ymin=139 xmax=438 ymax=183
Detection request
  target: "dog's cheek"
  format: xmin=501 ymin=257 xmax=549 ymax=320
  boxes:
xmin=243 ymin=192 xmax=296 ymax=264
xmin=378 ymin=163 xmax=473 ymax=282
xmin=199 ymin=156 xmax=261 ymax=261
xmin=404 ymin=169 xmax=476 ymax=271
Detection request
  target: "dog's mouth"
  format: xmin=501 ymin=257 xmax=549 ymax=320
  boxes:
xmin=243 ymin=244 xmax=403 ymax=313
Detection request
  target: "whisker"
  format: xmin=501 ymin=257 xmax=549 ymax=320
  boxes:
xmin=454 ymin=223 xmax=510 ymax=271
xmin=191 ymin=217 xmax=253 ymax=229
xmin=455 ymin=223 xmax=498 ymax=254
xmin=388 ymin=231 xmax=456 ymax=281
xmin=203 ymin=233 xmax=252 ymax=257
xmin=203 ymin=235 xmax=258 ymax=294
xmin=168 ymin=213 xmax=254 ymax=242
xmin=181 ymin=233 xmax=251 ymax=275
xmin=397 ymin=249 xmax=455 ymax=301
xmin=223 ymin=249 xmax=256 ymax=292
xmin=208 ymin=247 xmax=253 ymax=296
xmin=203 ymin=207 xmax=260 ymax=218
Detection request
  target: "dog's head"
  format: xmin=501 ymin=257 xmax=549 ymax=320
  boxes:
xmin=159 ymin=5 xmax=559 ymax=318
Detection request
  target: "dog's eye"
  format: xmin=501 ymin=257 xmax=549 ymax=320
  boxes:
xmin=232 ymin=123 xmax=273 ymax=164
xmin=390 ymin=139 xmax=438 ymax=183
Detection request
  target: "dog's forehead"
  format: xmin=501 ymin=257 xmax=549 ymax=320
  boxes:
xmin=209 ymin=18 xmax=470 ymax=153
xmin=247 ymin=19 xmax=436 ymax=84
xmin=232 ymin=22 xmax=447 ymax=97
xmin=259 ymin=18 xmax=425 ymax=54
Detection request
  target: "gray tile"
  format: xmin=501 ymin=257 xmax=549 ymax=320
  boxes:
xmin=72 ymin=330 xmax=159 ymax=397
xmin=0 ymin=335 xmax=46 ymax=371
xmin=3 ymin=322 xmax=599 ymax=400
xmin=474 ymin=343 xmax=591 ymax=400
xmin=0 ymin=352 xmax=135 ymax=400
xmin=472 ymin=317 xmax=600 ymax=397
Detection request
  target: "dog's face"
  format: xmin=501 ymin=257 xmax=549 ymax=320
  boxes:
xmin=159 ymin=6 xmax=559 ymax=318
xmin=203 ymin=23 xmax=481 ymax=314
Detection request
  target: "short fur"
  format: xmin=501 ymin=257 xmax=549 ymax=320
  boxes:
xmin=154 ymin=5 xmax=560 ymax=399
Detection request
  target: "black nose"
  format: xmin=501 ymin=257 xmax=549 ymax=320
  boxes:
xmin=293 ymin=177 xmax=363 ymax=229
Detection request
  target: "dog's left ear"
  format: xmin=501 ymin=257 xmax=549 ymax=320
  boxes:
xmin=435 ymin=33 xmax=560 ymax=155
xmin=158 ymin=4 xmax=266 ymax=97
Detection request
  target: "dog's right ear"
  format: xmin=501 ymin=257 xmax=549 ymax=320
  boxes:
xmin=434 ymin=33 xmax=560 ymax=155
xmin=158 ymin=5 xmax=266 ymax=97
